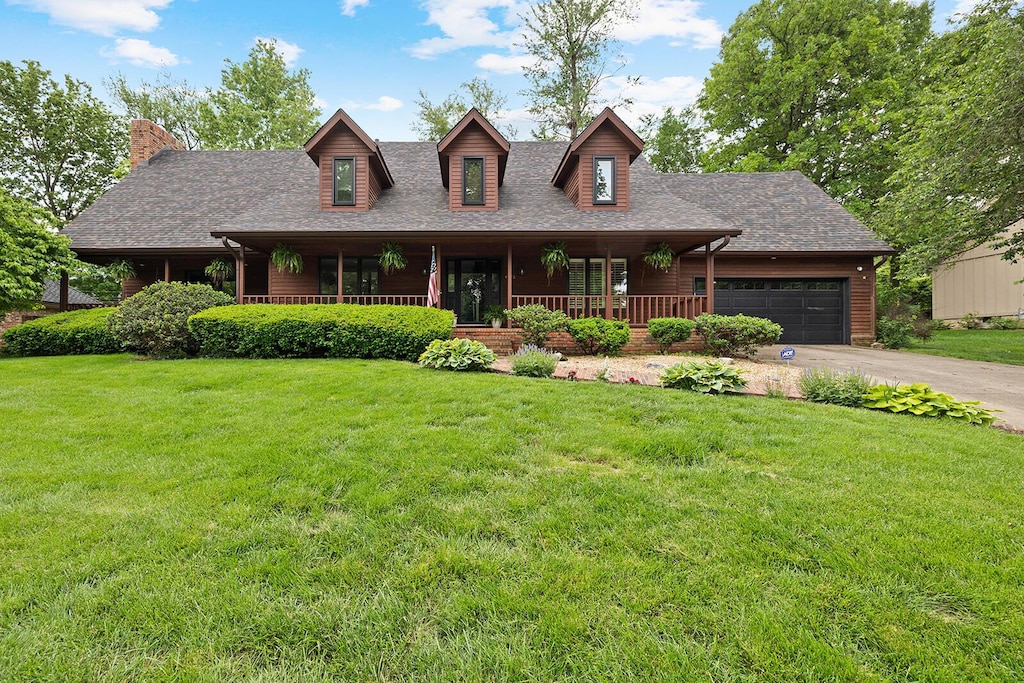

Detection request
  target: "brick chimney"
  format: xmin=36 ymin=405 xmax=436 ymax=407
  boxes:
xmin=130 ymin=119 xmax=185 ymax=170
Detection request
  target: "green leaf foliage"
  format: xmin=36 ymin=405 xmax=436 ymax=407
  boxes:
xmin=694 ymin=313 xmax=783 ymax=357
xmin=108 ymin=282 xmax=234 ymax=358
xmin=106 ymin=71 xmax=202 ymax=150
xmin=647 ymin=317 xmax=696 ymax=354
xmin=196 ymin=40 xmax=320 ymax=150
xmin=188 ymin=304 xmax=455 ymax=361
xmin=506 ymin=304 xmax=569 ymax=347
xmin=0 ymin=60 xmax=127 ymax=222
xmin=0 ymin=189 xmax=76 ymax=314
xmin=661 ymin=360 xmax=747 ymax=394
xmin=511 ymin=344 xmax=560 ymax=378
xmin=642 ymin=106 xmax=704 ymax=173
xmin=799 ymin=367 xmax=873 ymax=407
xmin=862 ymin=382 xmax=998 ymax=426
xmin=412 ymin=77 xmax=516 ymax=141
xmin=2 ymin=307 xmax=119 ymax=356
xmin=418 ymin=338 xmax=497 ymax=371
xmin=566 ymin=317 xmax=630 ymax=355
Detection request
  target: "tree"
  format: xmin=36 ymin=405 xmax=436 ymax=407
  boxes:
xmin=0 ymin=189 xmax=76 ymax=313
xmin=106 ymin=71 xmax=203 ymax=150
xmin=517 ymin=0 xmax=636 ymax=140
xmin=0 ymin=60 xmax=127 ymax=223
xmin=641 ymin=106 xmax=705 ymax=173
xmin=698 ymin=0 xmax=932 ymax=221
xmin=196 ymin=40 xmax=321 ymax=150
xmin=875 ymin=0 xmax=1024 ymax=276
xmin=412 ymin=77 xmax=516 ymax=140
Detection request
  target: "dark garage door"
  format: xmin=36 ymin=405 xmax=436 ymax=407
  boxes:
xmin=698 ymin=278 xmax=846 ymax=344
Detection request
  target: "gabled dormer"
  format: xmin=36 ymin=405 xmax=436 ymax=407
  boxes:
xmin=305 ymin=109 xmax=394 ymax=212
xmin=552 ymin=108 xmax=644 ymax=211
xmin=437 ymin=108 xmax=510 ymax=212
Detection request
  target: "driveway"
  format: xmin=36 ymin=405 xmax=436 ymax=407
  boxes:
xmin=762 ymin=345 xmax=1024 ymax=431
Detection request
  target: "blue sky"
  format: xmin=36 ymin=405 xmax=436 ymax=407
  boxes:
xmin=0 ymin=0 xmax=980 ymax=141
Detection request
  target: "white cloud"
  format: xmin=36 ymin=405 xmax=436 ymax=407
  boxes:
xmin=340 ymin=0 xmax=370 ymax=16
xmin=952 ymin=0 xmax=982 ymax=15
xmin=615 ymin=0 xmax=723 ymax=49
xmin=101 ymin=38 xmax=179 ymax=67
xmin=408 ymin=0 xmax=523 ymax=59
xmin=351 ymin=96 xmax=404 ymax=112
xmin=601 ymin=74 xmax=702 ymax=129
xmin=474 ymin=52 xmax=536 ymax=74
xmin=8 ymin=0 xmax=171 ymax=36
xmin=254 ymin=37 xmax=303 ymax=67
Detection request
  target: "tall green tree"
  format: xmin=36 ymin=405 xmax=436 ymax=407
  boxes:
xmin=106 ymin=71 xmax=203 ymax=150
xmin=698 ymin=0 xmax=932 ymax=220
xmin=641 ymin=106 xmax=705 ymax=173
xmin=0 ymin=189 xmax=76 ymax=313
xmin=197 ymin=40 xmax=321 ymax=150
xmin=0 ymin=60 xmax=127 ymax=223
xmin=876 ymin=0 xmax=1024 ymax=276
xmin=517 ymin=0 xmax=636 ymax=140
xmin=412 ymin=77 xmax=516 ymax=140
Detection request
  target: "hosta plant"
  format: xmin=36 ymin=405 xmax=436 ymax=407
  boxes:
xmin=661 ymin=360 xmax=747 ymax=394
xmin=418 ymin=338 xmax=496 ymax=371
xmin=861 ymin=383 xmax=997 ymax=426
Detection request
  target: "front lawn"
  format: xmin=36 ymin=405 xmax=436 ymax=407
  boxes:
xmin=1 ymin=355 xmax=1022 ymax=681
xmin=907 ymin=328 xmax=1024 ymax=365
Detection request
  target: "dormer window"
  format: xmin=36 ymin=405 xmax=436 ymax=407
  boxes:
xmin=333 ymin=157 xmax=355 ymax=206
xmin=462 ymin=157 xmax=485 ymax=206
xmin=593 ymin=156 xmax=616 ymax=204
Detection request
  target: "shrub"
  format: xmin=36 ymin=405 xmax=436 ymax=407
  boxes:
xmin=506 ymin=304 xmax=569 ymax=346
xmin=862 ymin=383 xmax=997 ymax=426
xmin=189 ymin=304 xmax=454 ymax=361
xmin=2 ymin=308 xmax=119 ymax=356
xmin=661 ymin=360 xmax=747 ymax=394
xmin=647 ymin=317 xmax=696 ymax=354
xmin=989 ymin=316 xmax=1021 ymax=330
xmin=799 ymin=367 xmax=873 ymax=407
xmin=958 ymin=311 xmax=982 ymax=330
xmin=566 ymin=317 xmax=630 ymax=355
xmin=510 ymin=344 xmax=559 ymax=378
xmin=107 ymin=282 xmax=234 ymax=358
xmin=875 ymin=316 xmax=914 ymax=348
xmin=418 ymin=338 xmax=496 ymax=371
xmin=694 ymin=314 xmax=782 ymax=357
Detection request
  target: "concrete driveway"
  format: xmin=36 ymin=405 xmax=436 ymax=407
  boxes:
xmin=762 ymin=345 xmax=1024 ymax=431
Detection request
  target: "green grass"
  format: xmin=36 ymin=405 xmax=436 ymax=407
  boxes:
xmin=907 ymin=329 xmax=1024 ymax=365
xmin=1 ymin=355 xmax=1022 ymax=681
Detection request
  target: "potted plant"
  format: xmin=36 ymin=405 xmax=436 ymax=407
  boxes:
xmin=643 ymin=242 xmax=674 ymax=273
xmin=378 ymin=242 xmax=408 ymax=275
xmin=483 ymin=304 xmax=507 ymax=329
xmin=271 ymin=243 xmax=303 ymax=274
xmin=107 ymin=258 xmax=136 ymax=281
xmin=540 ymin=241 xmax=569 ymax=283
xmin=204 ymin=257 xmax=234 ymax=290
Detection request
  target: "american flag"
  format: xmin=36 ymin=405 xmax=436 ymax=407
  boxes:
xmin=426 ymin=246 xmax=439 ymax=307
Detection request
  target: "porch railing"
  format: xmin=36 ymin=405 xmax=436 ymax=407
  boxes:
xmin=242 ymin=294 xmax=429 ymax=306
xmin=511 ymin=295 xmax=705 ymax=325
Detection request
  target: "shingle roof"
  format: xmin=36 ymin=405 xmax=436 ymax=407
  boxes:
xmin=63 ymin=142 xmax=891 ymax=256
xmin=41 ymin=280 xmax=101 ymax=305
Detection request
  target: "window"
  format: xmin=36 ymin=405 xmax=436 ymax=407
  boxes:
xmin=462 ymin=157 xmax=484 ymax=205
xmin=333 ymin=157 xmax=355 ymax=206
xmin=807 ymin=281 xmax=840 ymax=291
xmin=318 ymin=256 xmax=380 ymax=296
xmin=593 ymin=157 xmax=616 ymax=204
xmin=770 ymin=281 xmax=804 ymax=291
xmin=693 ymin=278 xmax=732 ymax=294
xmin=569 ymin=257 xmax=627 ymax=305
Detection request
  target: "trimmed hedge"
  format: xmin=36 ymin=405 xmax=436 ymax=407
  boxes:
xmin=566 ymin=317 xmax=631 ymax=355
xmin=647 ymin=317 xmax=696 ymax=354
xmin=694 ymin=313 xmax=783 ymax=357
xmin=188 ymin=304 xmax=455 ymax=360
xmin=2 ymin=308 xmax=119 ymax=356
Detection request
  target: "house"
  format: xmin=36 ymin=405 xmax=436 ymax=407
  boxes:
xmin=61 ymin=108 xmax=893 ymax=345
xmin=932 ymin=221 xmax=1024 ymax=322
xmin=1 ymin=280 xmax=102 ymax=335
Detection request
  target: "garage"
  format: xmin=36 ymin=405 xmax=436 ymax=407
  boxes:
xmin=697 ymin=278 xmax=847 ymax=344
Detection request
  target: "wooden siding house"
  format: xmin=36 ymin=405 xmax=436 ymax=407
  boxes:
xmin=62 ymin=107 xmax=893 ymax=345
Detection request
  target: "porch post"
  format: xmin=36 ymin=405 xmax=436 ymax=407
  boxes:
xmin=705 ymin=242 xmax=714 ymax=315
xmin=506 ymin=242 xmax=513 ymax=326
xmin=163 ymin=258 xmax=171 ymax=283
xmin=605 ymin=246 xmax=612 ymax=320
xmin=342 ymin=246 xmax=350 ymax=303
xmin=235 ymin=249 xmax=246 ymax=304
xmin=59 ymin=271 xmax=69 ymax=312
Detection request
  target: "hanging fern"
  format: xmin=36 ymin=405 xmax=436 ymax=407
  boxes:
xmin=540 ymin=241 xmax=569 ymax=282
xmin=271 ymin=243 xmax=304 ymax=274
xmin=643 ymin=243 xmax=675 ymax=273
xmin=107 ymin=259 xmax=136 ymax=281
xmin=378 ymin=242 xmax=408 ymax=275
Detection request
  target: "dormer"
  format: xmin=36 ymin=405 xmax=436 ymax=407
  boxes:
xmin=305 ymin=109 xmax=394 ymax=212
xmin=552 ymin=108 xmax=644 ymax=211
xmin=437 ymin=108 xmax=510 ymax=212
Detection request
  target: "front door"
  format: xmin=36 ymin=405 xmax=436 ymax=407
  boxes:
xmin=445 ymin=258 xmax=502 ymax=324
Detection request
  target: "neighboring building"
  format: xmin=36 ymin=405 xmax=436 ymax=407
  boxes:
xmin=62 ymin=108 xmax=893 ymax=345
xmin=933 ymin=222 xmax=1024 ymax=321
xmin=1 ymin=280 xmax=102 ymax=335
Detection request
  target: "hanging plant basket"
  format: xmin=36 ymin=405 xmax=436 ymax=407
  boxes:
xmin=540 ymin=241 xmax=569 ymax=283
xmin=271 ymin=243 xmax=304 ymax=274
xmin=378 ymin=242 xmax=408 ymax=275
xmin=107 ymin=258 xmax=136 ymax=281
xmin=643 ymin=242 xmax=675 ymax=273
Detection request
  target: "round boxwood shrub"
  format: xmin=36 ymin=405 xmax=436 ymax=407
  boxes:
xmin=694 ymin=313 xmax=782 ymax=357
xmin=108 ymin=282 xmax=234 ymax=358
xmin=2 ymin=307 xmax=119 ymax=356
xmin=566 ymin=317 xmax=631 ymax=355
xmin=647 ymin=317 xmax=696 ymax=354
xmin=418 ymin=338 xmax=496 ymax=371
